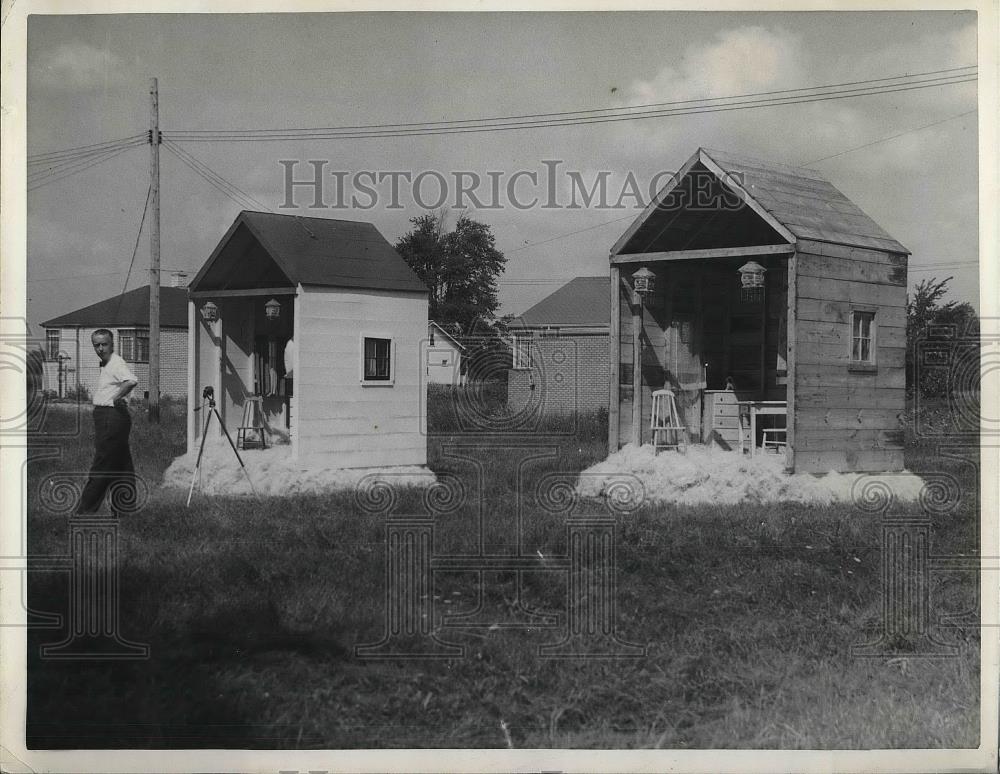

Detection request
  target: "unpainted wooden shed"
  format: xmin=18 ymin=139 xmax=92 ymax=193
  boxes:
xmin=609 ymin=148 xmax=909 ymax=473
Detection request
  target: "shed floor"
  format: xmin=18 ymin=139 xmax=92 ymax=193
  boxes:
xmin=577 ymin=444 xmax=925 ymax=506
xmin=163 ymin=436 xmax=435 ymax=496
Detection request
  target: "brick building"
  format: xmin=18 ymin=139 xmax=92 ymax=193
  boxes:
xmin=507 ymin=276 xmax=609 ymax=417
xmin=40 ymin=279 xmax=189 ymax=400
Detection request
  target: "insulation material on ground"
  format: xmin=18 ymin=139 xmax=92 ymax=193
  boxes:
xmin=162 ymin=436 xmax=436 ymax=496
xmin=576 ymin=444 xmax=925 ymax=506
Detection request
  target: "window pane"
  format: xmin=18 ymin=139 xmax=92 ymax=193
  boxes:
xmin=364 ymin=338 xmax=391 ymax=380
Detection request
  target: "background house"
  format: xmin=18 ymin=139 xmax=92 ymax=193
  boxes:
xmin=425 ymin=321 xmax=465 ymax=386
xmin=507 ymin=276 xmax=610 ymax=417
xmin=188 ymin=210 xmax=430 ymax=470
xmin=610 ymin=147 xmax=908 ymax=473
xmin=40 ymin=275 xmax=189 ymax=399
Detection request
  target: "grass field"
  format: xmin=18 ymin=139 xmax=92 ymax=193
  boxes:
xmin=25 ymin=391 xmax=980 ymax=749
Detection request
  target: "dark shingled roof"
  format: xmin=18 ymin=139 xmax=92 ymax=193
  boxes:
xmin=699 ymin=148 xmax=909 ymax=254
xmin=191 ymin=211 xmax=428 ymax=294
xmin=41 ymin=285 xmax=189 ymax=329
xmin=517 ymin=276 xmax=609 ymax=328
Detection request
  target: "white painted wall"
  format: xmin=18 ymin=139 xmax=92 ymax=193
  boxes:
xmin=296 ymin=286 xmax=428 ymax=468
xmin=425 ymin=326 xmax=463 ymax=386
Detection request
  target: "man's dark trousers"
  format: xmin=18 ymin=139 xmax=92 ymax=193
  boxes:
xmin=76 ymin=404 xmax=136 ymax=515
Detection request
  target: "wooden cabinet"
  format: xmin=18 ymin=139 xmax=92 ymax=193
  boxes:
xmin=703 ymin=390 xmax=751 ymax=451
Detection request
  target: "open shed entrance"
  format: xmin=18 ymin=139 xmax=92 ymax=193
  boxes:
xmin=188 ymin=219 xmax=299 ymax=454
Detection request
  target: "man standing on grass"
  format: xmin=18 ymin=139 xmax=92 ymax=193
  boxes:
xmin=75 ymin=329 xmax=139 ymax=516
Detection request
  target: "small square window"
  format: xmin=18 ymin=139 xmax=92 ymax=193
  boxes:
xmin=363 ymin=337 xmax=392 ymax=382
xmin=850 ymin=310 xmax=877 ymax=368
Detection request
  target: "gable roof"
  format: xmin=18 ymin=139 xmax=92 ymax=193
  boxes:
xmin=428 ymin=321 xmax=465 ymax=350
xmin=41 ymin=285 xmax=189 ymax=329
xmin=516 ymin=276 xmax=609 ymax=328
xmin=191 ymin=211 xmax=428 ymax=294
xmin=613 ymin=147 xmax=909 ymax=256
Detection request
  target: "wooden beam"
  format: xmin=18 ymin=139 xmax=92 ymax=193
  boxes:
xmin=612 ymin=244 xmax=794 ymax=264
xmin=608 ymin=264 xmax=621 ymax=452
xmin=631 ymin=294 xmax=642 ymax=447
xmin=785 ymin=250 xmax=798 ymax=472
xmin=610 ymin=149 xmax=702 ymax=256
xmin=190 ymin=287 xmax=296 ymax=299
xmin=697 ymin=150 xmax=798 ymax=244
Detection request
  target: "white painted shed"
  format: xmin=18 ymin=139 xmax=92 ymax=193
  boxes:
xmin=187 ymin=211 xmax=430 ymax=470
xmin=425 ymin=321 xmax=465 ymax=386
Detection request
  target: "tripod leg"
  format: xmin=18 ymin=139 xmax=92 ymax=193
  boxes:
xmin=213 ymin=407 xmax=257 ymax=497
xmin=186 ymin=406 xmax=213 ymax=507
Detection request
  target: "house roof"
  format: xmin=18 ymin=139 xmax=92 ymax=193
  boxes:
xmin=428 ymin=321 xmax=465 ymax=350
xmin=516 ymin=276 xmax=609 ymax=328
xmin=614 ymin=147 xmax=909 ymax=256
xmin=190 ymin=211 xmax=428 ymax=294
xmin=41 ymin=285 xmax=189 ymax=329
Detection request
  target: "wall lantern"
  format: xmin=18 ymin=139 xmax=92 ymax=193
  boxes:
xmin=632 ymin=267 xmax=656 ymax=298
xmin=738 ymin=260 xmax=767 ymax=302
xmin=200 ymin=300 xmax=219 ymax=323
xmin=264 ymin=298 xmax=281 ymax=321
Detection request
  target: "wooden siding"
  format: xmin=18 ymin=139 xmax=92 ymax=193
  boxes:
xmin=296 ymin=286 xmax=427 ymax=468
xmin=792 ymin=245 xmax=907 ymax=473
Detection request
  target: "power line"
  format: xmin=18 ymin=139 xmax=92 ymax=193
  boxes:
xmin=162 ymin=140 xmax=271 ymax=212
xmin=28 ymin=134 xmax=147 ymax=164
xmin=27 ymin=144 xmax=140 ymax=192
xmin=165 ymin=71 xmax=976 ymax=143
xmin=113 ymin=181 xmax=154 ymax=322
xmin=167 ymin=66 xmax=975 ymax=139
xmin=801 ymin=110 xmax=976 ymax=165
xmin=27 ymin=140 xmax=146 ymax=188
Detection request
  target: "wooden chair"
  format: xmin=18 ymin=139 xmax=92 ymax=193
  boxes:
xmin=651 ymin=389 xmax=688 ymax=454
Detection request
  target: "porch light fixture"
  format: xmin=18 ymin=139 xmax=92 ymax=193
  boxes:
xmin=264 ymin=298 xmax=281 ymax=320
xmin=632 ymin=267 xmax=655 ymax=297
xmin=200 ymin=301 xmax=219 ymax=323
xmin=738 ymin=260 xmax=767 ymax=302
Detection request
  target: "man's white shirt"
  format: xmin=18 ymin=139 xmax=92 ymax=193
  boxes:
xmin=93 ymin=352 xmax=137 ymax=406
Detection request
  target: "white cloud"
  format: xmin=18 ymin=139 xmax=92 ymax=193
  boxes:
xmin=627 ymin=26 xmax=804 ymax=104
xmin=32 ymin=42 xmax=126 ymax=90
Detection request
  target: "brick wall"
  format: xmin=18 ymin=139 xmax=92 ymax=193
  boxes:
xmin=41 ymin=326 xmax=188 ymax=399
xmin=508 ymin=332 xmax=609 ymax=417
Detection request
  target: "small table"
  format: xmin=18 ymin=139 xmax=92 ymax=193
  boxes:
xmin=739 ymin=401 xmax=788 ymax=457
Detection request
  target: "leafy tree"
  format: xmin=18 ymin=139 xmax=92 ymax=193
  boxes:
xmin=906 ymin=276 xmax=979 ymax=397
xmin=395 ymin=211 xmax=507 ymax=336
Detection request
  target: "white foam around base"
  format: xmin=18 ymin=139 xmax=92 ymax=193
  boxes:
xmin=162 ymin=435 xmax=436 ymax=496
xmin=576 ymin=443 xmax=925 ymax=506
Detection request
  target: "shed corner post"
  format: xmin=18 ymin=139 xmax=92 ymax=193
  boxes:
xmin=292 ymin=283 xmax=303 ymax=462
xmin=630 ymin=278 xmax=642 ymax=448
xmin=187 ymin=298 xmax=196 ymax=456
xmin=784 ymin=246 xmax=798 ymax=472
xmin=608 ymin=263 xmax=621 ymax=453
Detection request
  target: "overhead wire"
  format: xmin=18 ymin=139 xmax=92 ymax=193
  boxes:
xmin=113 ymin=181 xmax=155 ymax=322
xmin=27 ymin=144 xmax=141 ymax=192
xmin=164 ymin=69 xmax=977 ymax=142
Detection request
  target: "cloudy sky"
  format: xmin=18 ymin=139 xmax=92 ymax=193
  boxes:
xmin=26 ymin=11 xmax=978 ymax=334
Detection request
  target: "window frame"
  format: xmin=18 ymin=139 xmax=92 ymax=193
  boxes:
xmin=848 ymin=306 xmax=878 ymax=372
xmin=511 ymin=332 xmax=532 ymax=370
xmin=45 ymin=330 xmax=60 ymax=361
xmin=117 ymin=327 xmax=150 ymax=364
xmin=360 ymin=333 xmax=395 ymax=386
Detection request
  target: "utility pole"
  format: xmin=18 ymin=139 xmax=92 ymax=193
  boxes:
xmin=148 ymin=77 xmax=161 ymax=422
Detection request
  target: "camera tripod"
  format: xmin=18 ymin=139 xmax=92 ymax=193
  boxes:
xmin=186 ymin=386 xmax=257 ymax=507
